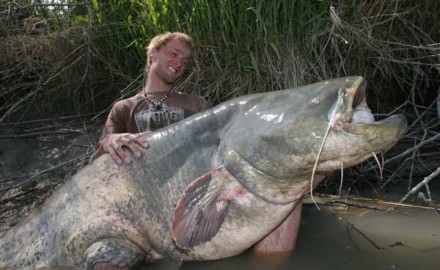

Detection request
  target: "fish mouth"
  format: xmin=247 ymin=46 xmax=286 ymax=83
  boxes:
xmin=314 ymin=77 xmax=407 ymax=171
xmin=329 ymin=77 xmax=406 ymax=138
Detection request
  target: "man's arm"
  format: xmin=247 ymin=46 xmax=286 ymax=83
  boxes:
xmin=89 ymin=102 xmax=149 ymax=165
xmin=91 ymin=132 xmax=150 ymax=165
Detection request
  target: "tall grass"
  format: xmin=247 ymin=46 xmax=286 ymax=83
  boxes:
xmin=0 ymin=0 xmax=439 ymax=121
xmin=75 ymin=0 xmax=440 ymax=107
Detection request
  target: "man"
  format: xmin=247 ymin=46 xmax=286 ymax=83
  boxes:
xmin=90 ymin=32 xmax=210 ymax=165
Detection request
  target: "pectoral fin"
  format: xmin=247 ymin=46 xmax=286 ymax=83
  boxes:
xmin=172 ymin=168 xmax=242 ymax=249
xmin=83 ymin=238 xmax=143 ymax=269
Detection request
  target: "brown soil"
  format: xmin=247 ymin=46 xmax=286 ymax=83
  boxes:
xmin=0 ymin=117 xmax=101 ymax=233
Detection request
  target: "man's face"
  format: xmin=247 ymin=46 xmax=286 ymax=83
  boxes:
xmin=150 ymin=38 xmax=192 ymax=85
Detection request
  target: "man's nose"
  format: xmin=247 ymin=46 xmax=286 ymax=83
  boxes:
xmin=176 ymin=59 xmax=183 ymax=67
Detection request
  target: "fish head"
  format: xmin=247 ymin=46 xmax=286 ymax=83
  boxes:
xmin=221 ymin=76 xmax=406 ymax=203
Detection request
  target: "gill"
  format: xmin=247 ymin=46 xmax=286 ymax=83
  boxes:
xmin=310 ymin=88 xmax=346 ymax=210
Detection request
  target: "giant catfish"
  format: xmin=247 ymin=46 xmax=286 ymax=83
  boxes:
xmin=0 ymin=76 xmax=406 ymax=269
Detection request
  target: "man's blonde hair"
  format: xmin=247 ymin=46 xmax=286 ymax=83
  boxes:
xmin=146 ymin=32 xmax=194 ymax=72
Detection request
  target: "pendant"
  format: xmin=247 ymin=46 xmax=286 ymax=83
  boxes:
xmin=144 ymin=88 xmax=173 ymax=111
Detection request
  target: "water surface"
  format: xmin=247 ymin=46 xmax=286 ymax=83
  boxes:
xmin=146 ymin=204 xmax=440 ymax=270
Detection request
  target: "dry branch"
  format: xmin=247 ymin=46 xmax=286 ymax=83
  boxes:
xmin=304 ymin=194 xmax=440 ymax=212
xmin=399 ymin=167 xmax=440 ymax=204
xmin=0 ymin=88 xmax=39 ymax=123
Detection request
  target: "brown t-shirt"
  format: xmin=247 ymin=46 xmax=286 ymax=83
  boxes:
xmin=90 ymin=91 xmax=210 ymax=161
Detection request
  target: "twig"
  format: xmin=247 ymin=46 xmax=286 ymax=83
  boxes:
xmin=0 ymin=88 xmax=39 ymax=123
xmin=303 ymin=194 xmax=440 ymax=211
xmin=0 ymin=188 xmax=38 ymax=205
xmin=399 ymin=167 xmax=440 ymax=203
xmin=0 ymin=113 xmax=96 ymax=127
xmin=347 ymin=223 xmax=383 ymax=250
xmin=425 ymin=183 xmax=433 ymax=204
xmin=0 ymin=129 xmax=84 ymax=139
xmin=378 ymin=156 xmax=411 ymax=190
xmin=363 ymin=132 xmax=440 ymax=173
xmin=406 ymin=99 xmax=435 ymax=131
xmin=437 ymin=87 xmax=440 ymax=119
xmin=407 ymin=139 xmax=417 ymax=192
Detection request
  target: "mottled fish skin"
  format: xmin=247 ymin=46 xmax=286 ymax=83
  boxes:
xmin=0 ymin=76 xmax=406 ymax=269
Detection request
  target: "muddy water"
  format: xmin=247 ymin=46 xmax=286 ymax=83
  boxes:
xmin=144 ymin=204 xmax=440 ymax=270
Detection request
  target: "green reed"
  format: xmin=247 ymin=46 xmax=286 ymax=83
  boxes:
xmin=1 ymin=0 xmax=438 ymax=120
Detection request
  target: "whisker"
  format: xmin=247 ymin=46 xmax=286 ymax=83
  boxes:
xmin=310 ymin=89 xmax=345 ymax=210
xmin=372 ymin=152 xmax=383 ymax=181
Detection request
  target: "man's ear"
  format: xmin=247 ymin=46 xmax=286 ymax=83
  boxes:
xmin=150 ymin=48 xmax=158 ymax=61
xmin=149 ymin=54 xmax=155 ymax=62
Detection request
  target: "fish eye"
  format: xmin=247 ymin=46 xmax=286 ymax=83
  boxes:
xmin=310 ymin=97 xmax=320 ymax=104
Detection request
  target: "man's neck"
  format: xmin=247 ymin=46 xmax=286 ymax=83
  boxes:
xmin=144 ymin=77 xmax=173 ymax=94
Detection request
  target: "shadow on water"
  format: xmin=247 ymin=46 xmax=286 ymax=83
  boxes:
xmin=141 ymin=204 xmax=440 ymax=270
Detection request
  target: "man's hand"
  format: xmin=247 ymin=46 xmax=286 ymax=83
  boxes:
xmin=102 ymin=133 xmax=149 ymax=165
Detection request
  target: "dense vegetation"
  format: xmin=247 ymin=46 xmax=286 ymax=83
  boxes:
xmin=1 ymin=0 xmax=439 ymax=215
xmin=1 ymin=0 xmax=439 ymax=121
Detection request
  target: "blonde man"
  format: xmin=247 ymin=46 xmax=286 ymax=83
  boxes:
xmin=90 ymin=32 xmax=209 ymax=164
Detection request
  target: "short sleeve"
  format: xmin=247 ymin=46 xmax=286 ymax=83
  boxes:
xmin=99 ymin=101 xmax=129 ymax=142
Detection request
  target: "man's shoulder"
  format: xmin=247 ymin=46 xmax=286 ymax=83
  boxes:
xmin=174 ymin=91 xmax=208 ymax=104
xmin=173 ymin=91 xmax=210 ymax=111
xmin=174 ymin=91 xmax=202 ymax=98
xmin=112 ymin=94 xmax=144 ymax=108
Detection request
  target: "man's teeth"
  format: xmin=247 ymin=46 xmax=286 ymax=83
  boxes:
xmin=169 ymin=67 xmax=177 ymax=74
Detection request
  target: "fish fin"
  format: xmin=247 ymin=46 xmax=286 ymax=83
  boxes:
xmin=83 ymin=238 xmax=143 ymax=269
xmin=172 ymin=168 xmax=237 ymax=249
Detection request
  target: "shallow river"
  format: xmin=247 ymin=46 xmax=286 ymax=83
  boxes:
xmin=143 ymin=203 xmax=440 ymax=270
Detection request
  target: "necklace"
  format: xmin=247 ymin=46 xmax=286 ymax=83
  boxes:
xmin=144 ymin=89 xmax=174 ymax=110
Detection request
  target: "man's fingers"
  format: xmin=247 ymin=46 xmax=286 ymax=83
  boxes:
xmin=106 ymin=147 xmax=123 ymax=165
xmin=134 ymin=137 xmax=149 ymax=149
xmin=126 ymin=143 xmax=142 ymax=158
xmin=107 ymin=140 xmax=132 ymax=165
xmin=103 ymin=133 xmax=148 ymax=165
xmin=114 ymin=145 xmax=133 ymax=164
